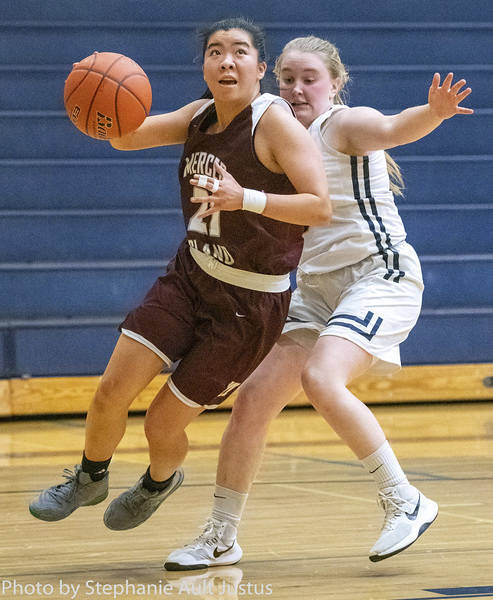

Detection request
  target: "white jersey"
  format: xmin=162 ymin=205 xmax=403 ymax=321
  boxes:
xmin=299 ymin=105 xmax=407 ymax=278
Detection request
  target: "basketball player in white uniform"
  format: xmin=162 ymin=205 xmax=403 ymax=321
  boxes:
xmin=165 ymin=36 xmax=473 ymax=569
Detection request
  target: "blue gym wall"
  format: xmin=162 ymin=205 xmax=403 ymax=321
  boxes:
xmin=1 ymin=0 xmax=492 ymax=377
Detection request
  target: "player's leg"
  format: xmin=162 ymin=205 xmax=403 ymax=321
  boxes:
xmin=300 ymin=245 xmax=437 ymax=561
xmin=102 ymin=274 xmax=289 ymax=534
xmin=145 ymin=384 xmax=205 ymax=480
xmin=302 ymin=334 xmax=382 ymax=457
xmin=85 ymin=334 xmax=166 ymax=460
xmin=302 ymin=302 xmax=437 ymax=559
xmin=164 ymin=337 xmax=308 ymax=571
xmin=98 ymin=253 xmax=201 ymax=529
xmin=217 ymin=336 xmax=308 ymax=492
xmin=29 ymin=334 xmax=166 ymax=522
xmin=103 ymin=384 xmax=204 ymax=530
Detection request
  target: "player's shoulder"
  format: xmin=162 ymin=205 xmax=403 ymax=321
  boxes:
xmin=179 ymin=98 xmax=212 ymax=121
xmin=333 ymin=105 xmax=383 ymax=124
xmin=264 ymin=102 xmax=296 ymax=126
xmin=256 ymin=96 xmax=302 ymax=137
xmin=260 ymin=95 xmax=295 ymax=121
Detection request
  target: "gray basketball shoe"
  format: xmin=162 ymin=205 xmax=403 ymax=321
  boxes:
xmin=103 ymin=468 xmax=184 ymax=530
xmin=29 ymin=465 xmax=109 ymax=521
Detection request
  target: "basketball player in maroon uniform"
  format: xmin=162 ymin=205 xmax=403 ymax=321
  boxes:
xmin=29 ymin=18 xmax=330 ymax=535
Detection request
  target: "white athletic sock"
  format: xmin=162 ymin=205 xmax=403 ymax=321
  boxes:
xmin=361 ymin=440 xmax=409 ymax=490
xmin=211 ymin=485 xmax=248 ymax=534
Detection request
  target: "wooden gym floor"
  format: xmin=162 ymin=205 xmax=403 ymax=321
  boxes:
xmin=1 ymin=402 xmax=492 ymax=600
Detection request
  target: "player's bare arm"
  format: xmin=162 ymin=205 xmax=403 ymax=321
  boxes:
xmin=332 ymin=72 xmax=473 ymax=155
xmin=259 ymin=104 xmax=331 ymax=225
xmin=110 ymin=99 xmax=209 ymax=150
xmin=255 ymin=103 xmax=331 ymax=225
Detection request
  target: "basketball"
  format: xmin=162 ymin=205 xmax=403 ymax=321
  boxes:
xmin=63 ymin=51 xmax=152 ymax=140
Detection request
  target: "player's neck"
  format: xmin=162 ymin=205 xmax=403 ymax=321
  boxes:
xmin=210 ymin=92 xmax=260 ymax=134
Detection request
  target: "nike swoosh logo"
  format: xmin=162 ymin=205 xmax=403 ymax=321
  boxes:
xmin=369 ymin=464 xmax=383 ymax=474
xmin=235 ymin=312 xmax=246 ymax=318
xmin=213 ymin=494 xmax=227 ymax=499
xmin=406 ymin=494 xmax=421 ymax=521
xmin=213 ymin=542 xmax=235 ymax=558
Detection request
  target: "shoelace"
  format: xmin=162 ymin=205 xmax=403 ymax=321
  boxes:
xmin=121 ymin=478 xmax=166 ymax=515
xmin=377 ymin=489 xmax=410 ymax=532
xmin=121 ymin=483 xmax=151 ymax=515
xmin=47 ymin=467 xmax=78 ymax=504
xmin=186 ymin=518 xmax=224 ymax=549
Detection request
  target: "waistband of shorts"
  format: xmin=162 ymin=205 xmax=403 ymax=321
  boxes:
xmin=189 ymin=246 xmax=291 ymax=293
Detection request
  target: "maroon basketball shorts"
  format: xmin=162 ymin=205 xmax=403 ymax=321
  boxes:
xmin=120 ymin=245 xmax=291 ymax=408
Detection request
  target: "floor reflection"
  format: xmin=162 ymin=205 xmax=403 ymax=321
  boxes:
xmin=165 ymin=566 xmax=244 ymax=599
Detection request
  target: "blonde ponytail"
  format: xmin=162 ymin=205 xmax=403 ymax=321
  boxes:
xmin=385 ymin=153 xmax=404 ymax=197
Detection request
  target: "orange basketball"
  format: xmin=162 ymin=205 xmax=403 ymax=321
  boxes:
xmin=64 ymin=51 xmax=152 ymax=140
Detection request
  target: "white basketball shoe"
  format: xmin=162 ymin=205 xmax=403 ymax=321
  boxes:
xmin=369 ymin=484 xmax=438 ymax=562
xmin=165 ymin=518 xmax=242 ymax=571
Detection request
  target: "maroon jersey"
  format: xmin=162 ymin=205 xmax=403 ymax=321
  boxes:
xmin=179 ymin=93 xmax=305 ymax=277
xmin=120 ymin=95 xmax=305 ymax=407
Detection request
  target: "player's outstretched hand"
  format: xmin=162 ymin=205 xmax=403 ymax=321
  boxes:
xmin=190 ymin=162 xmax=244 ymax=217
xmin=428 ymin=72 xmax=474 ymax=120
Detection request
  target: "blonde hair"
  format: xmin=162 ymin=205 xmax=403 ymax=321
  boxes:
xmin=274 ymin=35 xmax=404 ymax=196
xmin=385 ymin=154 xmax=404 ymax=197
xmin=274 ymin=36 xmax=349 ymax=105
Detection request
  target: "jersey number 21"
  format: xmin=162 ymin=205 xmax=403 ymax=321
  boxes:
xmin=188 ymin=186 xmax=220 ymax=237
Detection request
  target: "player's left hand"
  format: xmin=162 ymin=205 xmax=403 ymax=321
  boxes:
xmin=428 ymin=72 xmax=474 ymax=119
xmin=190 ymin=163 xmax=244 ymax=217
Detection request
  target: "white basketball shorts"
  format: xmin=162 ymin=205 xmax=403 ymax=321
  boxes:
xmin=283 ymin=241 xmax=424 ymax=375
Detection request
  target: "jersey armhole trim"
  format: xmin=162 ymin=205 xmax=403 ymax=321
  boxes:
xmin=251 ymin=93 xmax=294 ymax=134
xmin=191 ymin=99 xmax=215 ymax=120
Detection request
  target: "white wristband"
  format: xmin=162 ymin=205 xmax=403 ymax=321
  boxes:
xmin=242 ymin=188 xmax=267 ymax=214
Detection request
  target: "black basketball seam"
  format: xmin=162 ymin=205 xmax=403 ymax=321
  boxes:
xmin=114 ymin=84 xmax=121 ymax=138
xmin=117 ymin=73 xmax=151 ymax=114
xmin=64 ymin=53 xmax=98 ymax=108
xmin=73 ymin=66 xmax=150 ymax=125
xmin=83 ymin=54 xmax=127 ymax=136
xmin=114 ymin=73 xmax=150 ymax=137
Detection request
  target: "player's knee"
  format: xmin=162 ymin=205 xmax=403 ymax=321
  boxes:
xmin=230 ymin=383 xmax=271 ymax=434
xmin=92 ymin=376 xmax=126 ymax=411
xmin=230 ymin=389 xmax=259 ymax=427
xmin=301 ymin=362 xmax=323 ymax=395
xmin=301 ymin=363 xmax=343 ymax=409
